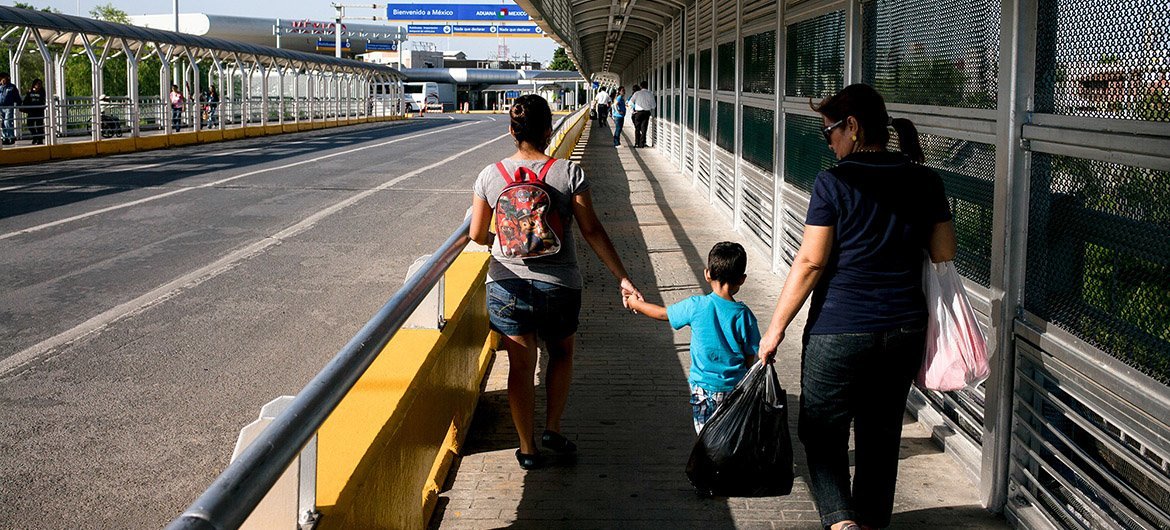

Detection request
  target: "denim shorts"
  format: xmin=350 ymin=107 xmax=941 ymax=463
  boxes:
xmin=690 ymin=385 xmax=729 ymax=434
xmin=486 ymin=279 xmax=582 ymax=341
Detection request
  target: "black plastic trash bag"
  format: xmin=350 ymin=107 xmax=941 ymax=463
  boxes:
xmin=686 ymin=362 xmax=794 ymax=496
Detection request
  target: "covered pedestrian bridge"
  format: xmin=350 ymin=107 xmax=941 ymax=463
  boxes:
xmin=0 ymin=6 xmax=405 ymax=165
xmin=515 ymin=0 xmax=1170 ymax=527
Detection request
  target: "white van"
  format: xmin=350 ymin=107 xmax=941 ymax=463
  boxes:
xmin=404 ymin=82 xmax=440 ymax=112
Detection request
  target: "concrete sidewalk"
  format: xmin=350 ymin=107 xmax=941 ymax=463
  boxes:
xmin=430 ymin=122 xmax=1010 ymax=529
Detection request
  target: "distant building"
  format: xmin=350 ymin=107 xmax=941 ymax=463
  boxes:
xmin=128 ymin=13 xmax=406 ymax=57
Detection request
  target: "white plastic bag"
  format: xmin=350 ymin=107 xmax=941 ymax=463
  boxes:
xmin=918 ymin=260 xmax=990 ymax=391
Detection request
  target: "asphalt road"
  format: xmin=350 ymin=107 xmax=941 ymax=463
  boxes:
xmin=0 ymin=115 xmax=516 ymax=529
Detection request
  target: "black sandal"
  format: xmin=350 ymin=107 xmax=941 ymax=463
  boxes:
xmin=541 ymin=430 xmax=578 ymax=453
xmin=515 ymin=449 xmax=543 ymax=470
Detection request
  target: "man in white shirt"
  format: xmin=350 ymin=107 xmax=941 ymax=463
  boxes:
xmin=629 ymin=82 xmax=657 ymax=148
xmin=593 ymin=89 xmax=611 ymax=127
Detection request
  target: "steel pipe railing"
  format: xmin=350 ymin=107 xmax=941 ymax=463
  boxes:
xmin=165 ymin=217 xmax=473 ymax=530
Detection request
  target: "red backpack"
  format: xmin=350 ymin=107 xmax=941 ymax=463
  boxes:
xmin=493 ymin=158 xmax=564 ymax=259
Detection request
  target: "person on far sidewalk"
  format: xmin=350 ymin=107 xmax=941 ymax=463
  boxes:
xmin=593 ymin=88 xmax=610 ymax=127
xmin=629 ymin=82 xmax=656 ymax=148
xmin=21 ymin=79 xmax=45 ymax=145
xmin=0 ymin=72 xmax=22 ymax=146
xmin=611 ymin=86 xmax=626 ymax=147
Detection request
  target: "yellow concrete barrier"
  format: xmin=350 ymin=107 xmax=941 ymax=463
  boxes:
xmin=316 ymin=252 xmax=495 ymax=529
xmin=50 ymin=141 xmax=97 ymax=159
xmin=0 ymin=114 xmax=407 ymax=167
xmin=197 ymin=130 xmax=225 ymax=144
xmin=221 ymin=128 xmax=246 ymax=141
xmin=96 ymin=137 xmax=137 ymax=155
xmin=0 ymin=146 xmax=50 ymax=165
xmin=169 ymin=132 xmax=200 ymax=147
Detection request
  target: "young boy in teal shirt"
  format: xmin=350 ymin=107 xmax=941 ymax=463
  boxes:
xmin=626 ymin=242 xmax=760 ymax=433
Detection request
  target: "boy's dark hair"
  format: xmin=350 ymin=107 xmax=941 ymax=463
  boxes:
xmin=707 ymin=241 xmax=747 ymax=284
xmin=509 ymin=94 xmax=552 ymax=150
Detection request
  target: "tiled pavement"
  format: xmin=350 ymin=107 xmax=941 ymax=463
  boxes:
xmin=430 ymin=121 xmax=1010 ymax=529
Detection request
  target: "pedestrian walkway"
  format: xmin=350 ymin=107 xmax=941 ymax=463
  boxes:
xmin=430 ymin=122 xmax=1010 ymax=528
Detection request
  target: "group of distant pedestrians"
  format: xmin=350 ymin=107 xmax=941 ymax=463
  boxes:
xmin=0 ymin=73 xmax=221 ymax=146
xmin=0 ymin=72 xmax=45 ymax=146
xmin=592 ymin=81 xmax=657 ymax=148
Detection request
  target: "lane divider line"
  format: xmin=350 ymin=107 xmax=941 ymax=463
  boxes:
xmin=0 ymin=120 xmax=488 ymax=240
xmin=0 ymin=130 xmax=511 ymax=379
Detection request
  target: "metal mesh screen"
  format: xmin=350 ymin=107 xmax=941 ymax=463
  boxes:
xmin=742 ymin=105 xmax=774 ymax=171
xmin=1035 ymin=0 xmax=1170 ymax=121
xmin=918 ymin=134 xmax=996 ymax=286
xmin=716 ymin=100 xmax=735 ymax=151
xmin=688 ymin=53 xmax=696 ymax=89
xmin=743 ymin=30 xmax=777 ymax=95
xmin=783 ymin=113 xmax=836 ymax=193
xmin=785 ymin=10 xmax=845 ymax=98
xmin=700 ymin=48 xmax=712 ymax=90
xmin=1025 ymin=154 xmax=1170 ymax=385
xmin=699 ymin=97 xmax=712 ymax=140
xmin=717 ymin=41 xmax=736 ymax=92
xmin=861 ymin=0 xmax=1000 ymax=109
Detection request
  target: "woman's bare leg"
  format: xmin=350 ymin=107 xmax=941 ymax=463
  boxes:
xmin=502 ymin=333 xmax=540 ymax=454
xmin=544 ymin=333 xmax=576 ymax=433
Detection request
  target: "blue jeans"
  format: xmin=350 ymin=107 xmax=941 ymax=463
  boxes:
xmin=0 ymin=107 xmax=15 ymax=141
xmin=799 ymin=325 xmax=926 ymax=528
xmin=487 ymin=279 xmax=582 ymax=341
xmin=172 ymin=107 xmax=182 ymax=131
xmin=613 ymin=115 xmax=624 ymax=145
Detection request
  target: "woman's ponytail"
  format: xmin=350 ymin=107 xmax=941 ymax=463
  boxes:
xmin=891 ymin=117 xmax=924 ymax=163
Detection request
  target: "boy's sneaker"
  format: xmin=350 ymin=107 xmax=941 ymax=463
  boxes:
xmin=541 ymin=430 xmax=577 ymax=454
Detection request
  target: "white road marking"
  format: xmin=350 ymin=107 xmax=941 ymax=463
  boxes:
xmin=0 ymin=121 xmax=482 ymax=241
xmin=0 ymin=129 xmax=510 ymax=378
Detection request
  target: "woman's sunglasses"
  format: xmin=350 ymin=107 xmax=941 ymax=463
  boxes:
xmin=821 ymin=119 xmax=844 ymax=145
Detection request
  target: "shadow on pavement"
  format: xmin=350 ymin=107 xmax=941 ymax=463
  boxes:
xmin=0 ymin=119 xmax=456 ymax=220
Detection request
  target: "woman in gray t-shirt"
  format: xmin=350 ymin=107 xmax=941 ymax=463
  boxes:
xmin=469 ymin=95 xmax=643 ymax=470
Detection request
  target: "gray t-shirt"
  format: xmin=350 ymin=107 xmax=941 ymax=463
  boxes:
xmin=474 ymin=158 xmax=591 ymax=289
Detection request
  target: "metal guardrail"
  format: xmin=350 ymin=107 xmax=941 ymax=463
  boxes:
xmin=165 ymin=217 xmax=473 ymax=530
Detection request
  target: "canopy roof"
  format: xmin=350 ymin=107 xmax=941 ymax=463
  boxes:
xmin=0 ymin=6 xmax=400 ymax=76
xmin=514 ymin=0 xmax=683 ymax=80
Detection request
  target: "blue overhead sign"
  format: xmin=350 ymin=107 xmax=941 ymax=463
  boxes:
xmin=505 ymin=90 xmax=520 ymax=99
xmin=365 ymin=41 xmax=399 ymax=51
xmin=316 ymin=39 xmax=350 ymax=50
xmin=408 ymin=23 xmax=542 ymax=37
xmin=407 ymin=24 xmax=449 ymax=35
xmin=386 ymin=3 xmax=531 ymax=22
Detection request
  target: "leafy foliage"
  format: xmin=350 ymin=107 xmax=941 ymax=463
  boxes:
xmin=547 ymin=47 xmax=574 ymax=71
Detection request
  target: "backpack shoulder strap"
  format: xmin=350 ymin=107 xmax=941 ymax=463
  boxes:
xmin=535 ymin=158 xmax=557 ymax=183
xmin=495 ymin=161 xmax=516 ymax=184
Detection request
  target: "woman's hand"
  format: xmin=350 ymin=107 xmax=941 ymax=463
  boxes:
xmin=620 ymin=277 xmax=643 ymax=309
xmin=758 ymin=328 xmax=785 ymax=364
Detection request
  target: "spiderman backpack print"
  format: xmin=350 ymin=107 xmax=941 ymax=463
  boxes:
xmin=493 ymin=158 xmax=564 ymax=259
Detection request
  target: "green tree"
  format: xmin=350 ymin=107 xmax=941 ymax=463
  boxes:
xmin=547 ymin=47 xmax=574 ymax=71
xmin=90 ymin=3 xmax=130 ymax=23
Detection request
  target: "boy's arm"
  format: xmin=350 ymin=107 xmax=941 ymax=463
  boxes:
xmin=627 ymin=296 xmax=669 ymax=321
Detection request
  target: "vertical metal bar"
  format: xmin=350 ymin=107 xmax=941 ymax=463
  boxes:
xmin=259 ymin=62 xmax=268 ymax=127
xmin=125 ymin=40 xmax=140 ymax=138
xmin=732 ymin=0 xmax=743 ymax=231
xmin=984 ymin=0 xmax=1038 ymax=513
xmin=773 ymin=0 xmax=787 ymax=273
xmin=843 ymin=0 xmax=863 ymax=85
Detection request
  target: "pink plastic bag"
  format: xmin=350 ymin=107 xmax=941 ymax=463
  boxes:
xmin=918 ymin=260 xmax=990 ymax=391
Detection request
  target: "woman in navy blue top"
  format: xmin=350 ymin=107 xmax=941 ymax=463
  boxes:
xmin=759 ymin=84 xmax=957 ymax=530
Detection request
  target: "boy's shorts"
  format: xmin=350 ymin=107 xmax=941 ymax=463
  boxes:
xmin=691 ymin=385 xmax=729 ymax=434
xmin=487 ymin=279 xmax=582 ymax=341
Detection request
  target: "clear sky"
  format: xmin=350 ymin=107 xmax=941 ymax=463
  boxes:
xmin=4 ymin=0 xmax=561 ymax=64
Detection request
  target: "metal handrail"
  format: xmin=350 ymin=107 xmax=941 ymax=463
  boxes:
xmin=165 ymin=217 xmax=473 ymax=530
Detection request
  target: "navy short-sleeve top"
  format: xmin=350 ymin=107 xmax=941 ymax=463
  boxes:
xmin=803 ymin=152 xmax=952 ymax=334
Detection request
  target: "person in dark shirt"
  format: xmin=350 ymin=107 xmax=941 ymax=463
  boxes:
xmin=758 ymin=83 xmax=957 ymax=530
xmin=0 ymin=72 xmax=21 ymax=145
xmin=22 ymin=79 xmax=46 ymax=145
